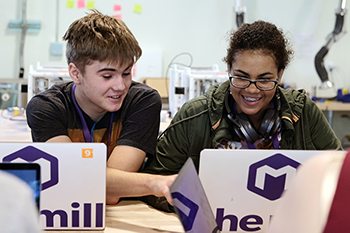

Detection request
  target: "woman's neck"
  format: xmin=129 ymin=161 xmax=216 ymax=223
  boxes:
xmin=249 ymin=113 xmax=265 ymax=130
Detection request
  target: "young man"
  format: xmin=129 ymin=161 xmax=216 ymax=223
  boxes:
xmin=26 ymin=10 xmax=176 ymax=205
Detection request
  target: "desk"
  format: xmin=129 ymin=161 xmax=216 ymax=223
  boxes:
xmin=315 ymin=101 xmax=350 ymax=127
xmin=315 ymin=101 xmax=350 ymax=111
xmin=160 ymin=115 xmax=172 ymax=132
xmin=45 ymin=200 xmax=184 ymax=233
xmin=0 ymin=109 xmax=32 ymax=142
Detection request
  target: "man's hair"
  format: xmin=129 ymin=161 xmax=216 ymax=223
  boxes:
xmin=223 ymin=20 xmax=293 ymax=73
xmin=62 ymin=9 xmax=142 ymax=74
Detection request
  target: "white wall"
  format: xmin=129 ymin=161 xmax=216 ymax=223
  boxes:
xmin=249 ymin=0 xmax=350 ymax=96
xmin=1 ymin=0 xmax=350 ymax=94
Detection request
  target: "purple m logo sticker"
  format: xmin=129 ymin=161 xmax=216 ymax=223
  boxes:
xmin=3 ymin=146 xmax=59 ymax=191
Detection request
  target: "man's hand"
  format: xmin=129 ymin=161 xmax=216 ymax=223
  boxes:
xmin=149 ymin=174 xmax=178 ymax=205
xmin=106 ymin=166 xmax=178 ymax=205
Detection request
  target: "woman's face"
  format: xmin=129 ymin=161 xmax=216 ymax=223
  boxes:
xmin=229 ymin=50 xmax=281 ymax=120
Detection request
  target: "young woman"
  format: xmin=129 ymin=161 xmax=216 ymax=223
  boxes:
xmin=141 ymin=20 xmax=342 ymax=212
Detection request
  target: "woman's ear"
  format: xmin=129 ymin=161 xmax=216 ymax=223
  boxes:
xmin=68 ymin=63 xmax=82 ymax=84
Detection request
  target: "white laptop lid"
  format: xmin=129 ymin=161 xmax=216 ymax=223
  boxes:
xmin=198 ymin=149 xmax=347 ymax=233
xmin=0 ymin=143 xmax=106 ymax=230
xmin=170 ymin=158 xmax=220 ymax=233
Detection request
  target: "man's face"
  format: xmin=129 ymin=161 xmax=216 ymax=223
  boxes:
xmin=72 ymin=60 xmax=133 ymax=120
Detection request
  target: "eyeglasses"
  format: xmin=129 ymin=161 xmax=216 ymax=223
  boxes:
xmin=229 ymin=76 xmax=279 ymax=91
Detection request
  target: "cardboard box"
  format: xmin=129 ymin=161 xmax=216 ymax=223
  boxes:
xmin=139 ymin=78 xmax=169 ymax=98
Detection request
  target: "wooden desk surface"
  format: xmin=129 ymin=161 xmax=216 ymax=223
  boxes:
xmin=315 ymin=101 xmax=350 ymax=111
xmin=0 ymin=110 xmax=32 ymax=142
xmin=45 ymin=200 xmax=184 ymax=233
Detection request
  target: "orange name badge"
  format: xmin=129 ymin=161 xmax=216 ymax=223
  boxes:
xmin=82 ymin=149 xmax=93 ymax=158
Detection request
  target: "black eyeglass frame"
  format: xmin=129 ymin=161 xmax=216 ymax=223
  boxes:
xmin=229 ymin=76 xmax=279 ymax=91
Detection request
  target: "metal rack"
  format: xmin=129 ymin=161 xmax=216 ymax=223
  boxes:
xmin=27 ymin=62 xmax=71 ymax=102
xmin=168 ymin=64 xmax=228 ymax=117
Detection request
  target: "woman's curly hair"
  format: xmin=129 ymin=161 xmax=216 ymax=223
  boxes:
xmin=223 ymin=20 xmax=293 ymax=73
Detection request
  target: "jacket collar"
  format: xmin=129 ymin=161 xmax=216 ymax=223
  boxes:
xmin=279 ymin=87 xmax=306 ymax=124
xmin=206 ymin=80 xmax=230 ymax=130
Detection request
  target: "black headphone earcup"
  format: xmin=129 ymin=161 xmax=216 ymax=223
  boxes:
xmin=230 ymin=119 xmax=246 ymax=142
xmin=259 ymin=109 xmax=280 ymax=138
xmin=235 ymin=113 xmax=259 ymax=143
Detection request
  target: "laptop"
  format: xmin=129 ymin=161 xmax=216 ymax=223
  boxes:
xmin=0 ymin=143 xmax=106 ymax=230
xmin=198 ymin=149 xmax=347 ymax=233
xmin=170 ymin=157 xmax=220 ymax=233
xmin=0 ymin=162 xmax=41 ymax=210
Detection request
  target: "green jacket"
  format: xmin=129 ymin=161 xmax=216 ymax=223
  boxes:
xmin=141 ymin=80 xmax=342 ymax=211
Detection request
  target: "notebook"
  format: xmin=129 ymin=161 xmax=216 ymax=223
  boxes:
xmin=170 ymin=157 xmax=220 ymax=233
xmin=0 ymin=143 xmax=106 ymax=230
xmin=0 ymin=162 xmax=41 ymax=210
xmin=198 ymin=149 xmax=347 ymax=233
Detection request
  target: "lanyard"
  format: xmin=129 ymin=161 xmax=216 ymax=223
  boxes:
xmin=246 ymin=134 xmax=280 ymax=149
xmin=71 ymin=84 xmax=114 ymax=152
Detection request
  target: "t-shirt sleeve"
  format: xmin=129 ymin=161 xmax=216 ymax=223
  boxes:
xmin=116 ymin=85 xmax=162 ymax=155
xmin=26 ymin=95 xmax=69 ymax=142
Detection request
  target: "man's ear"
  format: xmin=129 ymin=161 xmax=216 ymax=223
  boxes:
xmin=68 ymin=63 xmax=82 ymax=84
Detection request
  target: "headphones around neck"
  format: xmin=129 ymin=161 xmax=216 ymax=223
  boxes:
xmin=224 ymin=90 xmax=281 ymax=144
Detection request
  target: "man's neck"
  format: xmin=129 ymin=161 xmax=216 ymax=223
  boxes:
xmin=73 ymin=86 xmax=106 ymax=122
